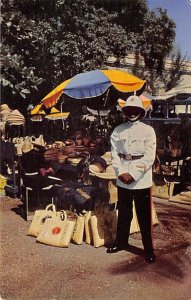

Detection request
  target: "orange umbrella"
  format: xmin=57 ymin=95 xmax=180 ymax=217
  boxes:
xmin=41 ymin=69 xmax=146 ymax=109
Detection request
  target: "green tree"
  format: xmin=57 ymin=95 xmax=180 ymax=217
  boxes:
xmin=48 ymin=0 xmax=133 ymax=79
xmin=94 ymin=0 xmax=148 ymax=34
xmin=95 ymin=2 xmax=180 ymax=94
xmin=137 ymin=8 xmax=176 ymax=74
xmin=162 ymin=49 xmax=187 ymax=92
xmin=131 ymin=7 xmax=178 ymax=94
xmin=1 ymin=0 xmax=132 ymax=110
xmin=1 ymin=0 xmax=45 ymax=108
xmin=1 ymin=0 xmax=180 ymax=110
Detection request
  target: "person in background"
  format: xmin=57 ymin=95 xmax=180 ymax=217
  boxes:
xmin=107 ymin=95 xmax=156 ymax=263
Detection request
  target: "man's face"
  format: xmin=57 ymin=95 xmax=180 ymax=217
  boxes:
xmin=123 ymin=107 xmax=142 ymax=122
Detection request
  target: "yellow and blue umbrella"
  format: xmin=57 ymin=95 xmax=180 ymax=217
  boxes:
xmin=41 ymin=69 xmax=146 ymax=109
xmin=30 ymin=104 xmax=46 ymax=116
xmin=30 ymin=105 xmax=70 ymax=121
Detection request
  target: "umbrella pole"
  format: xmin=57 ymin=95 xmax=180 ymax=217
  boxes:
xmin=97 ymin=109 xmax=102 ymax=138
xmin=61 ymin=101 xmax=65 ymax=130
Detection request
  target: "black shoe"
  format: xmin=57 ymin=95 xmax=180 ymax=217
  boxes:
xmin=106 ymin=243 xmax=129 ymax=254
xmin=145 ymin=254 xmax=156 ymax=263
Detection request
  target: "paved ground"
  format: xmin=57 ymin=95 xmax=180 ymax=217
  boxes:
xmin=0 ymin=196 xmax=191 ymax=300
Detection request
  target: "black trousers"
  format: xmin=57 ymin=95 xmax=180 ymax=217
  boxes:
xmin=116 ymin=186 xmax=154 ymax=255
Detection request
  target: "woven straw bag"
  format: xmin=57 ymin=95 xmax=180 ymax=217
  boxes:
xmin=14 ymin=137 xmax=25 ymax=156
xmin=129 ymin=202 xmax=140 ymax=234
xmin=90 ymin=203 xmax=118 ymax=248
xmin=90 ymin=213 xmax=105 ymax=248
xmin=36 ymin=210 xmax=75 ymax=247
xmin=151 ymin=203 xmax=159 ymax=225
xmin=152 ymin=180 xmax=174 ymax=199
xmin=72 ymin=213 xmax=85 ymax=245
xmin=28 ymin=204 xmax=57 ymax=237
xmin=169 ymin=190 xmax=191 ymax=205
xmin=21 ymin=136 xmax=33 ymax=153
xmin=32 ymin=135 xmax=45 ymax=147
xmin=108 ymin=180 xmax=118 ymax=204
xmin=84 ymin=211 xmax=93 ymax=245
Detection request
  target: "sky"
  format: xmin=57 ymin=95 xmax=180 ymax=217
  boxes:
xmin=147 ymin=0 xmax=191 ymax=59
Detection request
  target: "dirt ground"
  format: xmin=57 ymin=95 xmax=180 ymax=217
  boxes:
xmin=0 ymin=195 xmax=191 ymax=300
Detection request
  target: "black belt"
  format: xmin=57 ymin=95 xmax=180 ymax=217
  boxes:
xmin=118 ymin=153 xmax=144 ymax=160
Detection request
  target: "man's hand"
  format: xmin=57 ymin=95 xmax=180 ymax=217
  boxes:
xmin=118 ymin=173 xmax=135 ymax=184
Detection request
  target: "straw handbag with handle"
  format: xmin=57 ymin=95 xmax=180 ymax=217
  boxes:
xmin=152 ymin=180 xmax=174 ymax=199
xmin=22 ymin=136 xmax=33 ymax=153
xmin=28 ymin=204 xmax=57 ymax=237
xmin=36 ymin=210 xmax=75 ymax=247
xmin=32 ymin=135 xmax=46 ymax=148
xmin=14 ymin=137 xmax=25 ymax=156
xmin=130 ymin=202 xmax=140 ymax=234
xmin=84 ymin=211 xmax=93 ymax=245
xmin=72 ymin=213 xmax=85 ymax=245
xmin=108 ymin=180 xmax=118 ymax=204
xmin=90 ymin=202 xmax=118 ymax=248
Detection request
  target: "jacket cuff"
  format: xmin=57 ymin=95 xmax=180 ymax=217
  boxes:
xmin=115 ymin=167 xmax=127 ymax=177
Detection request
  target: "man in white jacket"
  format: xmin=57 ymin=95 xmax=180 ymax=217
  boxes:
xmin=107 ymin=95 xmax=156 ymax=263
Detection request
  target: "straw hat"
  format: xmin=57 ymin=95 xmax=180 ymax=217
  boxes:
xmin=0 ymin=104 xmax=11 ymax=122
xmin=89 ymin=163 xmax=104 ymax=173
xmin=0 ymin=104 xmax=11 ymax=112
xmin=0 ymin=111 xmax=10 ymax=122
xmin=89 ymin=156 xmax=107 ymax=173
xmin=101 ymin=151 xmax=112 ymax=165
xmin=89 ymin=164 xmax=116 ymax=179
xmin=6 ymin=109 xmax=25 ymax=125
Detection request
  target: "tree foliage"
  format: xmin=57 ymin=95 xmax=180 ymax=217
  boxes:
xmin=131 ymin=7 xmax=186 ymax=94
xmin=137 ymin=8 xmax=176 ymax=74
xmin=162 ymin=49 xmax=187 ymax=91
xmin=1 ymin=0 xmax=182 ymax=111
xmin=1 ymin=0 xmax=133 ymax=110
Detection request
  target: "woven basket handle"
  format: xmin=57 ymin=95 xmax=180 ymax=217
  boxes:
xmin=60 ymin=210 xmax=67 ymax=221
xmin=30 ymin=136 xmax=36 ymax=142
xmin=46 ymin=203 xmax=56 ymax=213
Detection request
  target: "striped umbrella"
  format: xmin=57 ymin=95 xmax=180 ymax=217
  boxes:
xmin=41 ymin=69 xmax=146 ymax=109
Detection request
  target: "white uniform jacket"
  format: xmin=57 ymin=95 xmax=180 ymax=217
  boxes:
xmin=110 ymin=121 xmax=156 ymax=189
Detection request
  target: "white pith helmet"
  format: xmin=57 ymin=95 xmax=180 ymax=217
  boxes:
xmin=122 ymin=95 xmax=146 ymax=118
